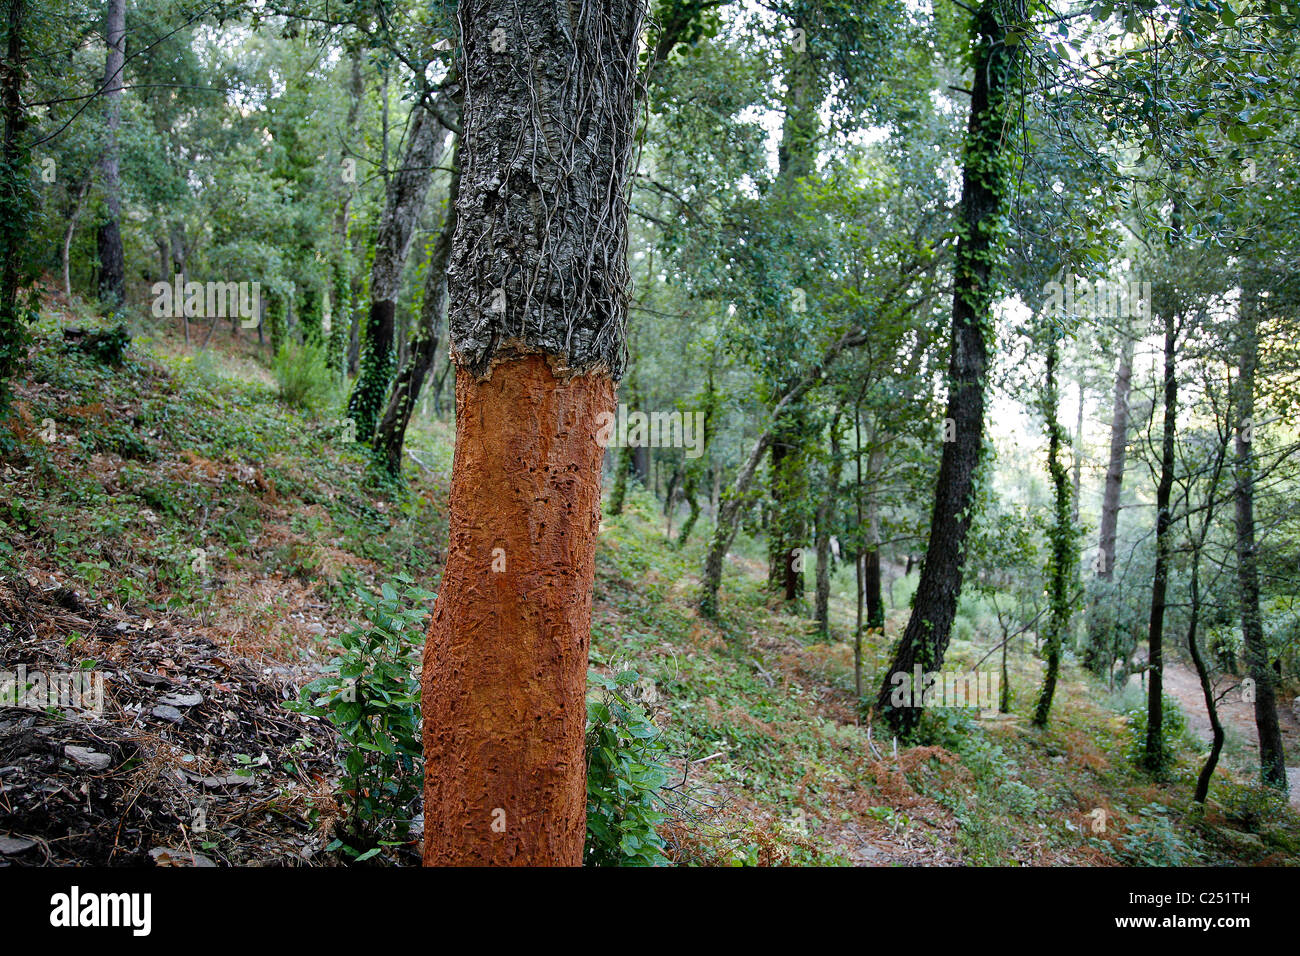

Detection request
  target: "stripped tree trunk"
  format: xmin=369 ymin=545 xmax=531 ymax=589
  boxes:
xmin=422 ymin=0 xmax=643 ymax=866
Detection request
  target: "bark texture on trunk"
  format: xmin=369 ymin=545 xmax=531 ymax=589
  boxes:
xmin=874 ymin=0 xmax=1024 ymax=735
xmin=423 ymin=0 xmax=642 ymax=866
xmin=422 ymin=356 xmax=613 ymax=865
xmin=1234 ymin=286 xmax=1287 ymax=790
xmin=96 ymin=0 xmax=126 ymax=306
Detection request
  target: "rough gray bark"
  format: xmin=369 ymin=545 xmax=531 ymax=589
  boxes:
xmin=446 ymin=0 xmax=641 ymax=379
xmin=1097 ymin=332 xmax=1133 ymax=581
xmin=1234 ymin=284 xmax=1287 ymax=790
xmin=95 ymin=0 xmax=125 ymax=306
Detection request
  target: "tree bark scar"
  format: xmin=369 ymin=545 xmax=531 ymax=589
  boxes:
xmin=422 ymin=353 xmax=614 ymax=865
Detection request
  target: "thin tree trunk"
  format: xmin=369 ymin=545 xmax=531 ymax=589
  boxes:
xmin=62 ymin=180 xmax=90 ymax=298
xmin=1234 ymin=283 xmax=1287 ymax=790
xmin=95 ymin=0 xmax=126 ymax=306
xmin=1033 ymin=335 xmax=1075 ymax=728
xmin=0 ymin=0 xmax=29 ymax=394
xmin=422 ymin=0 xmax=642 ymax=866
xmin=1144 ymin=293 xmax=1178 ymax=773
xmin=813 ymin=417 xmax=842 ymax=637
xmin=699 ymin=325 xmax=869 ymax=617
xmin=874 ymin=0 xmax=1025 ymax=736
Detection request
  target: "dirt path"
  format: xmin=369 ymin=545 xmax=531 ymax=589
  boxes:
xmin=1160 ymin=656 xmax=1300 ymax=807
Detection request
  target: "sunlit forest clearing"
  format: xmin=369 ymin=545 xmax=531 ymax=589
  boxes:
xmin=1 ymin=0 xmax=1299 ymax=871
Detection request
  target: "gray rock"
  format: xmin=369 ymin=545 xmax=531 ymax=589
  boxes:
xmin=64 ymin=745 xmax=112 ymax=770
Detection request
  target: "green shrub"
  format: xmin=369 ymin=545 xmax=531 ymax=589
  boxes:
xmin=585 ymin=668 xmax=671 ymax=866
xmin=273 ymin=338 xmax=334 ymax=414
xmin=1123 ymin=693 xmax=1188 ymax=771
xmin=289 ymin=575 xmax=433 ymax=861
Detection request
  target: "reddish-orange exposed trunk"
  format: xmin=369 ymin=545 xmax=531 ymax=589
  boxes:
xmin=422 ymin=354 xmax=613 ymax=866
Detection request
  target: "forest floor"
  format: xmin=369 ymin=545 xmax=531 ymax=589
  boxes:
xmin=2 ymin=294 xmax=1299 ymax=866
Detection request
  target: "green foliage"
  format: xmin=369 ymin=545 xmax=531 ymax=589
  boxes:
xmin=585 ymin=668 xmax=671 ymax=866
xmin=1124 ymin=694 xmax=1188 ymax=772
xmin=288 ymin=575 xmax=433 ymax=861
xmin=272 ymin=338 xmax=334 ymax=414
xmin=1118 ymin=803 xmax=1202 ymax=866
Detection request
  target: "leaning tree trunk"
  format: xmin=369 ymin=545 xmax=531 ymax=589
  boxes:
xmin=1144 ymin=292 xmax=1178 ymax=774
xmin=1084 ymin=328 xmax=1133 ymax=675
xmin=874 ymin=0 xmax=1024 ymax=736
xmin=95 ymin=0 xmax=126 ymax=307
xmin=374 ymin=139 xmax=461 ymax=475
xmin=422 ymin=0 xmax=643 ymax=866
xmin=1233 ymin=283 xmax=1287 ymax=790
xmin=347 ymin=94 xmax=452 ymax=442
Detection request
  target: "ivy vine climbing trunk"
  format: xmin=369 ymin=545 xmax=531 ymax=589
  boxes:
xmin=0 ymin=0 xmax=30 ymax=404
xmin=1032 ymin=334 xmax=1076 ymax=728
xmin=874 ymin=0 xmax=1025 ymax=736
xmin=95 ymin=0 xmax=126 ymax=306
xmin=347 ymin=92 xmax=452 ymax=442
xmin=422 ymin=0 xmax=643 ymax=866
xmin=374 ymin=138 xmax=461 ymax=475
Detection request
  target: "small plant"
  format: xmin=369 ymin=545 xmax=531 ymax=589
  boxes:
xmin=272 ymin=338 xmax=334 ymax=413
xmin=1123 ymin=694 xmax=1188 ymax=772
xmin=1119 ymin=803 xmax=1201 ymax=866
xmin=288 ymin=575 xmax=434 ymax=861
xmin=585 ymin=668 xmax=671 ymax=866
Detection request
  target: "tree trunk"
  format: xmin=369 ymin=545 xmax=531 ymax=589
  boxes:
xmin=813 ymin=418 xmax=842 ymax=637
xmin=1032 ymin=335 xmax=1075 ymax=728
xmin=374 ymin=139 xmax=460 ymax=475
xmin=95 ymin=0 xmax=126 ymax=307
xmin=874 ymin=0 xmax=1024 ymax=736
xmin=1084 ymin=329 xmax=1133 ymax=673
xmin=347 ymin=94 xmax=452 ymax=442
xmin=1144 ymin=293 xmax=1177 ymax=773
xmin=0 ymin=0 xmax=29 ymax=398
xmin=422 ymin=0 xmax=642 ymax=866
xmin=699 ymin=325 xmax=869 ymax=617
xmin=1233 ymin=284 xmax=1287 ymax=790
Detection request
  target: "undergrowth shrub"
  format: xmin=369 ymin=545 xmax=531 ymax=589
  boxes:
xmin=289 ymin=575 xmax=432 ymax=861
xmin=273 ymin=339 xmax=334 ymax=413
xmin=585 ymin=668 xmax=671 ymax=866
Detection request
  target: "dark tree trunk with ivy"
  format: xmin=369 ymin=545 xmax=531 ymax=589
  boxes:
xmin=1233 ymin=283 xmax=1287 ymax=790
xmin=874 ymin=0 xmax=1024 ymax=736
xmin=95 ymin=0 xmax=126 ymax=307
xmin=374 ymin=141 xmax=460 ymax=475
xmin=1033 ymin=335 xmax=1076 ymax=727
xmin=347 ymin=96 xmax=452 ymax=442
xmin=0 ymin=0 xmax=30 ymax=404
xmin=422 ymin=0 xmax=642 ymax=866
